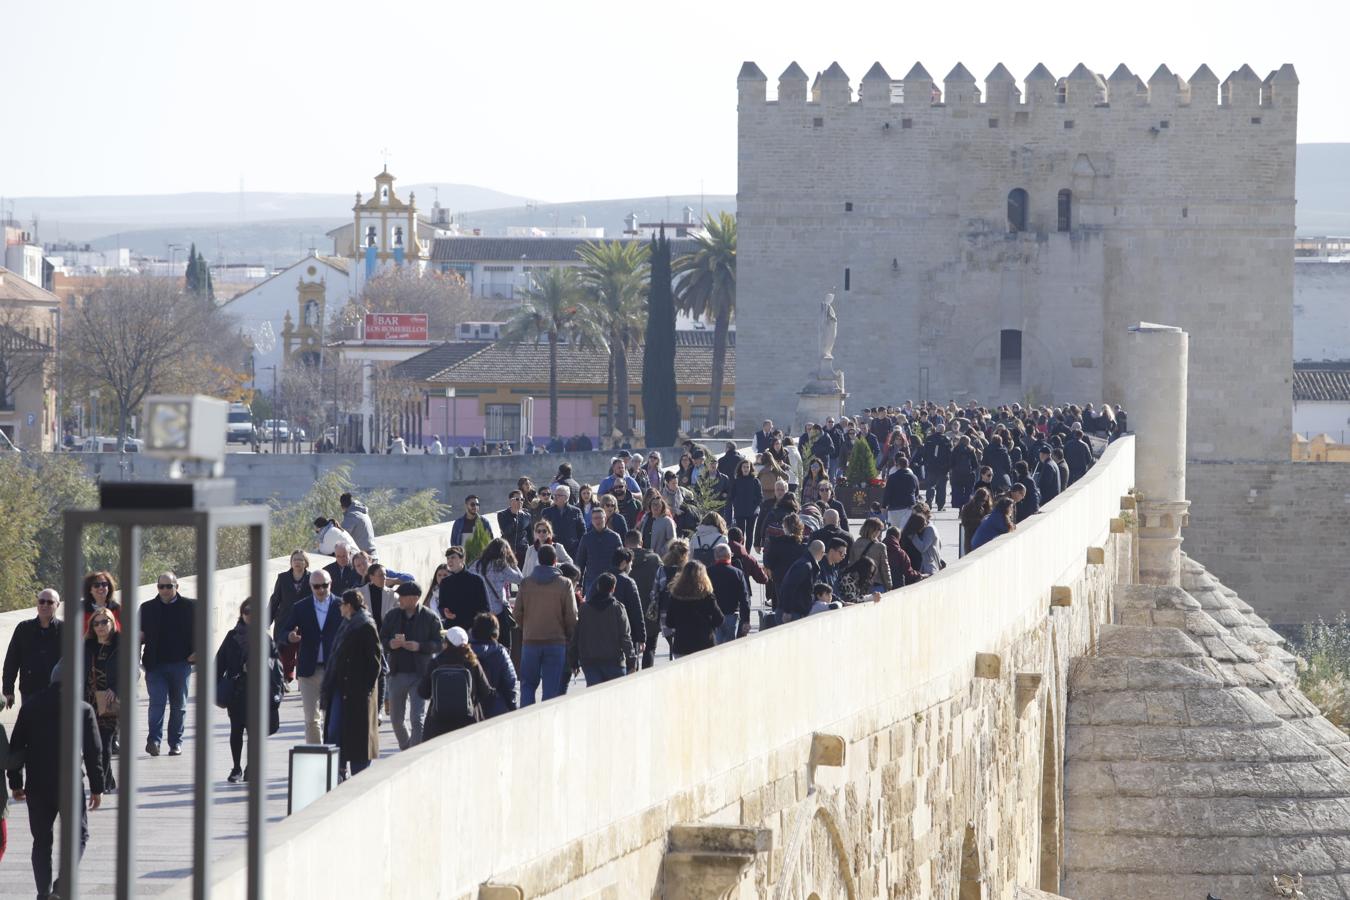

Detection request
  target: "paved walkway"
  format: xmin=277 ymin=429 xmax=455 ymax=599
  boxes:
xmin=0 ymin=508 xmax=962 ymax=898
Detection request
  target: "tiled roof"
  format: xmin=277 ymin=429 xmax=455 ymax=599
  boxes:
xmin=430 ymin=236 xmax=699 ymax=264
xmin=1294 ymin=363 xmax=1350 ymax=402
xmin=0 ymin=268 xmax=59 ymax=305
xmin=426 ymin=339 xmax=734 ymax=387
xmin=675 ymin=329 xmax=736 ymax=348
xmin=387 ymin=341 xmax=492 ymax=382
xmin=0 ymin=324 xmax=51 ymax=353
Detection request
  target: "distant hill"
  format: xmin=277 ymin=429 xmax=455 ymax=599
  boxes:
xmin=454 ymin=195 xmax=736 ymax=238
xmin=1296 ymin=144 xmax=1350 ymax=235
xmin=17 ymin=143 xmax=1349 ymax=265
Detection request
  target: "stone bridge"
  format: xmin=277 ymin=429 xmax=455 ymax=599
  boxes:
xmin=8 ymin=326 xmax=1349 ymax=898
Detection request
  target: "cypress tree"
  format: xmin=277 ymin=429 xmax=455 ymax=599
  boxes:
xmin=184 ymin=244 xmax=199 ymax=294
xmin=642 ymin=230 xmax=679 ymax=447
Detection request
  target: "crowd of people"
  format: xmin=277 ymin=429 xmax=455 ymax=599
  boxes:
xmin=0 ymin=399 xmax=1117 ymax=897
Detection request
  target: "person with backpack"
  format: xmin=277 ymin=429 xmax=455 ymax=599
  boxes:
xmin=418 ymin=627 xmax=496 ymax=740
xmin=689 ymin=512 xmax=730 ymax=569
xmin=567 ymin=573 xmax=634 ymax=686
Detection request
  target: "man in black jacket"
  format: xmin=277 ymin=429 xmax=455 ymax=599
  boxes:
xmin=623 ymin=531 xmax=662 ymax=668
xmin=883 ymin=456 xmax=920 ymax=532
xmin=1064 ymin=424 xmax=1093 ymax=484
xmin=7 ymin=662 xmax=105 ymax=899
xmin=140 ymin=573 xmax=195 ymax=756
xmin=777 ymin=540 xmax=824 ymax=624
xmin=921 ymin=425 xmax=953 ymax=511
xmin=606 ymin=549 xmax=647 ymax=672
xmin=1034 ymin=444 xmax=1062 ymax=504
xmin=497 ymin=490 xmax=533 ymax=562
xmin=708 ymin=545 xmax=750 ymax=644
xmin=3 ymin=588 xmax=62 ymax=711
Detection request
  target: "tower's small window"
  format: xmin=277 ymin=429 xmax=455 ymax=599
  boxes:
xmin=366 ymin=225 xmax=377 ymax=247
xmin=1008 ymin=188 xmax=1029 ymax=233
xmin=844 ymin=202 xmax=853 ymax=212
xmin=843 ymin=268 xmax=851 ymax=291
xmin=1057 ymin=190 xmax=1072 ymax=232
xmin=381 ymin=187 xmax=389 ymax=201
xmin=1000 ymin=329 xmax=1022 ymax=387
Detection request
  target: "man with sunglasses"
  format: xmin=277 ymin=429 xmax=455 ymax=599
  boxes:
xmin=498 ymin=490 xmax=533 ymax=562
xmin=140 ymin=573 xmax=195 ymax=756
xmin=3 ymin=589 xmax=63 ymax=711
xmin=284 ymin=571 xmax=344 ymax=744
xmin=449 ymin=495 xmax=485 ymax=551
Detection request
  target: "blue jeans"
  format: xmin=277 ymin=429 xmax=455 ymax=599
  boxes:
xmin=519 ymin=643 xmax=567 ymax=706
xmin=581 ymin=664 xmax=626 ymax=687
xmin=146 ymin=661 xmax=191 ymax=748
xmin=715 ymin=612 xmax=740 ymax=645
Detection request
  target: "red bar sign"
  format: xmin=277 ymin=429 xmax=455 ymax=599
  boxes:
xmin=365 ymin=313 xmax=429 ymax=341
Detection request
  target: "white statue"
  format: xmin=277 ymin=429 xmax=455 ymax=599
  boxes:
xmin=818 ymin=292 xmax=838 ymax=365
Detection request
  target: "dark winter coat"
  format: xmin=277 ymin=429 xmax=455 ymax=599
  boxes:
xmin=470 ymin=641 xmax=518 ymax=718
xmin=438 ymin=569 xmax=492 ymax=630
xmin=3 ymin=617 xmax=63 ymax=699
xmin=665 ymin=589 xmax=722 ymax=656
xmin=608 ymin=568 xmax=647 ymax=650
xmin=542 ymin=503 xmax=586 ymax=557
xmin=1034 ymin=460 xmax=1062 ymax=504
xmin=214 ymin=621 xmax=282 ymax=734
xmin=6 ymin=681 xmax=104 ymax=799
xmin=140 ymin=594 xmax=195 ymax=669
xmin=777 ymin=554 xmax=820 ymax=618
xmin=497 ymin=508 xmax=534 ymax=561
xmin=327 ymin=610 xmax=382 ymax=762
xmin=729 ymin=474 xmax=764 ymax=521
xmin=883 ymin=468 xmax=920 ymax=511
xmin=949 ymin=446 xmax=980 ymax=486
xmin=575 ymin=527 xmax=622 ymax=594
xmin=379 ymin=604 xmax=444 ymax=676
xmin=708 ymin=560 xmax=751 ymax=620
xmin=568 ymin=590 xmax=634 ymax=669
xmin=1064 ymin=438 xmax=1092 ymax=484
xmin=268 ymin=569 xmax=312 ymax=639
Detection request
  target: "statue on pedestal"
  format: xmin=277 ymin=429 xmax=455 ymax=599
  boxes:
xmin=796 ymin=290 xmax=847 ymax=431
xmin=818 ymin=291 xmax=838 ymax=371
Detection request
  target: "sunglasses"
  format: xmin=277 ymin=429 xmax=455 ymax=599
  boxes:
xmin=157 ymin=583 xmax=176 ymax=589
xmin=311 ymin=583 xmax=331 ymax=591
xmin=467 ymin=502 xmax=480 ymax=507
xmin=91 ymin=581 xmax=111 ymax=589
xmin=37 ymin=598 xmax=57 ymax=606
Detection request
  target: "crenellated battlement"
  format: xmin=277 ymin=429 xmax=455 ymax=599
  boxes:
xmin=737 ymin=60 xmax=1298 ymax=111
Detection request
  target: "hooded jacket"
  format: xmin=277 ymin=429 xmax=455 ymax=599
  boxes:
xmin=567 ymin=587 xmax=634 ymax=669
xmin=341 ymin=501 xmax=378 ymax=554
xmin=515 ymin=566 xmax=578 ymax=645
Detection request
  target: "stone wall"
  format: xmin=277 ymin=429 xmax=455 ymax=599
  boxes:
xmin=736 ymin=62 xmax=1296 ymax=463
xmin=1185 ymin=460 xmax=1350 ymax=630
xmin=192 ymin=438 xmax=1137 ymax=899
xmin=71 ymin=447 xmax=683 ymax=505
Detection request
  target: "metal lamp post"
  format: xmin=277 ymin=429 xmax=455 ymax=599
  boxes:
xmin=59 ymin=395 xmax=271 ymax=900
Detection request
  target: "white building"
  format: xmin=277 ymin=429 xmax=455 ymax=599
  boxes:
xmin=1293 ymin=362 xmax=1350 ymax=443
xmin=221 ymin=251 xmax=354 ymax=390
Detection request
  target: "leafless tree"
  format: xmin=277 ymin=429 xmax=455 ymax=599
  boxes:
xmin=63 ymin=275 xmax=242 ymax=442
xmin=336 ymin=267 xmax=502 ymax=340
xmin=0 ymin=304 xmax=53 ymax=412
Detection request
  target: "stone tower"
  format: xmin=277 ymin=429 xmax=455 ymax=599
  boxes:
xmin=735 ymin=60 xmax=1298 ymax=462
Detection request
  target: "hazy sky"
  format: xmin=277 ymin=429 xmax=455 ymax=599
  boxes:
xmin=3 ymin=0 xmax=1345 ymax=202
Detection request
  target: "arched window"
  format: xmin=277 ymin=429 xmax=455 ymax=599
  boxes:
xmin=1057 ymin=189 xmax=1072 ymax=232
xmin=394 ymin=226 xmax=404 ymax=248
xmin=1000 ymin=329 xmax=1022 ymax=388
xmin=366 ymin=225 xmax=377 ymax=248
xmin=1008 ymin=188 xmax=1028 ymax=233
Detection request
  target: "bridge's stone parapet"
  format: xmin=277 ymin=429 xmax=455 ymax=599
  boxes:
xmin=199 ymin=439 xmax=1137 ymax=899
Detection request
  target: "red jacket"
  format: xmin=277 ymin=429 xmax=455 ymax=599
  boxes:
xmin=728 ymin=540 xmax=767 ymax=585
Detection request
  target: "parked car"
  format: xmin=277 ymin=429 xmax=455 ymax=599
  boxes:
xmin=260 ymin=419 xmax=290 ymax=441
xmin=79 ymin=436 xmax=143 ymax=453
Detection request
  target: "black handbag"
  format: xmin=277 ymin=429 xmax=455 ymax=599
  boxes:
xmin=215 ymin=671 xmax=238 ymax=709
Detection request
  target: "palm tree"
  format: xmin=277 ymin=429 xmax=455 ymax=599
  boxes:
xmin=577 ymin=240 xmax=650 ymax=440
xmin=499 ymin=266 xmax=603 ymax=439
xmin=673 ymin=212 xmax=736 ymax=432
